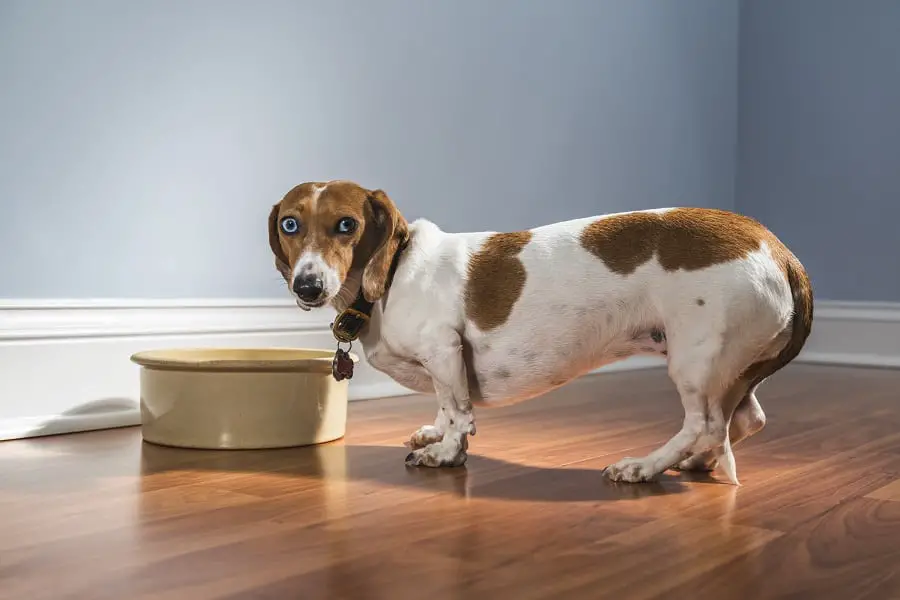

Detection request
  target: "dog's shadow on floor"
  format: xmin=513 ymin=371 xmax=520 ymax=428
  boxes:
xmin=139 ymin=440 xmax=714 ymax=503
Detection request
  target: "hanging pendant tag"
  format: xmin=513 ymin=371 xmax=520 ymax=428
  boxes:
xmin=332 ymin=346 xmax=354 ymax=381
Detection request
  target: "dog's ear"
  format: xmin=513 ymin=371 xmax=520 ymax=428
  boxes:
xmin=268 ymin=203 xmax=291 ymax=280
xmin=361 ymin=189 xmax=408 ymax=302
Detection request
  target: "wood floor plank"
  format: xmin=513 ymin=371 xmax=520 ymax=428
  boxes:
xmin=667 ymin=496 xmax=900 ymax=600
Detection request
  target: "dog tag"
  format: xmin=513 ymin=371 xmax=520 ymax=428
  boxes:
xmin=332 ymin=348 xmax=354 ymax=381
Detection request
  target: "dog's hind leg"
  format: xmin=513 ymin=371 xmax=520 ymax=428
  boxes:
xmin=604 ymin=325 xmax=753 ymax=485
xmin=675 ymin=384 xmax=767 ymax=473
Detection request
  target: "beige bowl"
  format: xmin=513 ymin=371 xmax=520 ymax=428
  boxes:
xmin=129 ymin=348 xmax=355 ymax=450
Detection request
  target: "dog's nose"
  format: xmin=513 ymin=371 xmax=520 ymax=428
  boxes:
xmin=292 ymin=274 xmax=324 ymax=303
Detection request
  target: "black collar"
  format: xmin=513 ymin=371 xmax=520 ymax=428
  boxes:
xmin=330 ymin=234 xmax=409 ymax=344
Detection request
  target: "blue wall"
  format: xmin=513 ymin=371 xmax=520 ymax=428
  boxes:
xmin=0 ymin=0 xmax=739 ymax=299
xmin=737 ymin=0 xmax=900 ymax=302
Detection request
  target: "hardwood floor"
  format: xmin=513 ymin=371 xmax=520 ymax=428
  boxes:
xmin=2 ymin=364 xmax=899 ymax=600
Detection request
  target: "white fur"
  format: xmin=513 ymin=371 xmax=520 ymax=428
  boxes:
xmin=324 ymin=212 xmax=796 ymax=483
xmin=292 ymin=249 xmax=342 ymax=308
xmin=310 ymin=183 xmax=327 ymax=207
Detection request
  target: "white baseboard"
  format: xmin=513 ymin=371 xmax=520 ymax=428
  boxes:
xmin=796 ymin=301 xmax=900 ymax=368
xmin=0 ymin=298 xmax=896 ymax=442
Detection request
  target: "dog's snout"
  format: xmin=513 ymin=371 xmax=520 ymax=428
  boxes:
xmin=292 ymin=274 xmax=324 ymax=303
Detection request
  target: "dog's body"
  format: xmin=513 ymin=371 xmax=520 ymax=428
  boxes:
xmin=269 ymin=181 xmax=813 ymax=484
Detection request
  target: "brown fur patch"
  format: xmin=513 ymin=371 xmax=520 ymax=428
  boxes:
xmin=579 ymin=208 xmax=772 ymax=274
xmin=465 ymin=231 xmax=532 ymax=331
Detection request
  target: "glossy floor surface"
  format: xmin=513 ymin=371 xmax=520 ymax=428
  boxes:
xmin=2 ymin=365 xmax=900 ymax=599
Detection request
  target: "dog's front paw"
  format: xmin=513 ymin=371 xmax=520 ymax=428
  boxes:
xmin=604 ymin=457 xmax=658 ymax=483
xmin=405 ymin=425 xmax=444 ymax=450
xmin=405 ymin=442 xmax=467 ymax=468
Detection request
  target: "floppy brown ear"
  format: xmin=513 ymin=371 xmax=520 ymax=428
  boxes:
xmin=268 ymin=203 xmax=291 ymax=280
xmin=361 ymin=189 xmax=408 ymax=302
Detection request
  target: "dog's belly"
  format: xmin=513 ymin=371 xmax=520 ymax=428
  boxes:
xmin=370 ymin=297 xmax=668 ymax=406
xmin=467 ymin=355 xmax=591 ymax=406
xmin=464 ymin=320 xmax=668 ymax=406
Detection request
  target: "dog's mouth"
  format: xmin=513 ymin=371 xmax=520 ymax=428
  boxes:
xmin=295 ymin=298 xmax=327 ymax=311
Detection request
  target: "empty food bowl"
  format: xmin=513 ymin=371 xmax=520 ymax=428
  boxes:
xmin=130 ymin=348 xmax=355 ymax=450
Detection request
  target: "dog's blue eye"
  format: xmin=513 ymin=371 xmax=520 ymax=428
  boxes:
xmin=280 ymin=217 xmax=299 ymax=235
xmin=336 ymin=217 xmax=358 ymax=234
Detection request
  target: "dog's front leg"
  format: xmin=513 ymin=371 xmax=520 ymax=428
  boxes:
xmin=405 ymin=335 xmax=475 ymax=468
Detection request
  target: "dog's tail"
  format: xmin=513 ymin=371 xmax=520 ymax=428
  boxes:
xmin=743 ymin=247 xmax=814 ymax=390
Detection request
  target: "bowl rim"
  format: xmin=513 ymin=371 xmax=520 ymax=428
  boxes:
xmin=129 ymin=347 xmax=358 ymax=373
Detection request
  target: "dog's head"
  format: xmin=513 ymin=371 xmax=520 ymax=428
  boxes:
xmin=268 ymin=180 xmax=408 ymax=310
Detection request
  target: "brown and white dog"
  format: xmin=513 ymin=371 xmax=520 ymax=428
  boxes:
xmin=268 ymin=180 xmax=813 ymax=485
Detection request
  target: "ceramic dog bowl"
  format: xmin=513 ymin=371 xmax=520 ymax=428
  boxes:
xmin=129 ymin=348 xmax=355 ymax=450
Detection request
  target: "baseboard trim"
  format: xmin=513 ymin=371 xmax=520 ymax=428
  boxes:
xmin=811 ymin=301 xmax=900 ymax=323
xmin=0 ymin=298 xmax=325 ymax=340
xmin=795 ymin=300 xmax=900 ymax=368
xmin=797 ymin=352 xmax=900 ymax=369
xmin=0 ymin=410 xmax=141 ymax=442
xmin=0 ymin=298 xmax=896 ymax=441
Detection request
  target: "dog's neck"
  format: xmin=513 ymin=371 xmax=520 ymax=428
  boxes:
xmin=327 ymin=235 xmax=408 ymax=348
